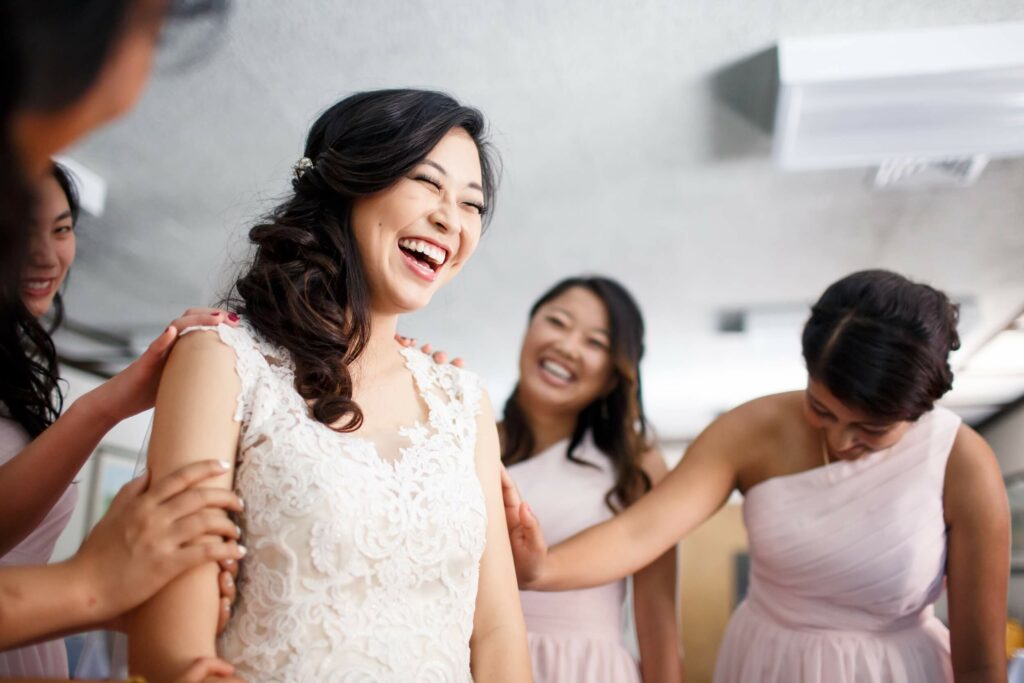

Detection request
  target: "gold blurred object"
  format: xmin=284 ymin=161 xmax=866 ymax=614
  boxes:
xmin=1007 ymin=618 xmax=1024 ymax=659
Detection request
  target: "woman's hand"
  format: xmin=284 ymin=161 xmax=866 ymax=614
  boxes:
xmin=216 ymin=554 xmax=240 ymax=635
xmin=106 ymin=554 xmax=240 ymax=636
xmin=173 ymin=655 xmax=244 ymax=683
xmin=394 ymin=334 xmax=464 ymax=368
xmin=70 ymin=459 xmax=245 ymax=624
xmin=85 ymin=308 xmax=239 ymax=424
xmin=500 ymin=465 xmax=547 ymax=588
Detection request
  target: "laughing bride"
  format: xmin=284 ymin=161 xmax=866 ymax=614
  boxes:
xmin=127 ymin=89 xmax=530 ymax=683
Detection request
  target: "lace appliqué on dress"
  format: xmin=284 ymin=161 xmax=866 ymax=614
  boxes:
xmin=194 ymin=324 xmax=487 ymax=683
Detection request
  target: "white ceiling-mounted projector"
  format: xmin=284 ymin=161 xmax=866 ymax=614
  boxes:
xmin=774 ymin=22 xmax=1024 ymax=179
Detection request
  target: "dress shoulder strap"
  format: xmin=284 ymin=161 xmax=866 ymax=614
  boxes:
xmin=400 ymin=347 xmax=485 ymax=444
xmin=178 ymin=322 xmax=282 ymax=426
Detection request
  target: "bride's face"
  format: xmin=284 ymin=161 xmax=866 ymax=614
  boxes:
xmin=351 ymin=128 xmax=487 ymax=315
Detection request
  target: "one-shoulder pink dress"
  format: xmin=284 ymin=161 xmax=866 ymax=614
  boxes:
xmin=510 ymin=433 xmax=642 ymax=683
xmin=714 ymin=406 xmax=961 ymax=683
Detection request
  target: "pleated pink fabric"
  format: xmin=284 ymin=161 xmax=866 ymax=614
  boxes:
xmin=511 ymin=433 xmax=641 ymax=683
xmin=714 ymin=406 xmax=961 ymax=683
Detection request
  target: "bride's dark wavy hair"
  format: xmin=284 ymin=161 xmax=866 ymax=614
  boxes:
xmin=230 ymin=89 xmax=497 ymax=432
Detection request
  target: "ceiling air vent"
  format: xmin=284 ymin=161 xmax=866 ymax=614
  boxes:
xmin=774 ymin=22 xmax=1024 ymax=172
xmin=871 ymin=155 xmax=989 ymax=189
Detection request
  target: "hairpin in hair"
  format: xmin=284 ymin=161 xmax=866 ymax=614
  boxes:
xmin=292 ymin=156 xmax=314 ymax=179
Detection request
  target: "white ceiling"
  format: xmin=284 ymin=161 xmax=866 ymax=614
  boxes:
xmin=59 ymin=1 xmax=1024 ymax=439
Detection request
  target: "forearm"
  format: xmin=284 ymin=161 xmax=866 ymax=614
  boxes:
xmin=470 ymin=622 xmax=532 ymax=682
xmin=538 ymin=495 xmax=679 ymax=592
xmin=0 ymin=394 xmax=117 ymax=554
xmin=635 ymin=550 xmax=684 ymax=683
xmin=952 ymin=666 xmax=1005 ymax=683
xmin=129 ymin=562 xmax=222 ymax=682
xmin=538 ymin=522 xmax=640 ymax=590
xmin=637 ymin=615 xmax=684 ymax=683
xmin=0 ymin=559 xmax=108 ymax=649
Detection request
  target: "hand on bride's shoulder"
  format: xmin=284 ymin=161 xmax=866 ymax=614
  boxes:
xmin=394 ymin=334 xmax=465 ymax=368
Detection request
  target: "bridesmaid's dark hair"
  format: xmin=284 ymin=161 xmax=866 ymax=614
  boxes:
xmin=230 ymin=89 xmax=497 ymax=433
xmin=0 ymin=163 xmax=78 ymax=437
xmin=502 ymin=276 xmax=653 ymax=513
xmin=1 ymin=1 xmax=226 ymax=434
xmin=802 ymin=269 xmax=960 ymax=422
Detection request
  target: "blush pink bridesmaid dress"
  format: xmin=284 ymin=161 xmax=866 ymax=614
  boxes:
xmin=0 ymin=412 xmax=78 ymax=678
xmin=714 ymin=406 xmax=962 ymax=683
xmin=510 ymin=433 xmax=643 ymax=683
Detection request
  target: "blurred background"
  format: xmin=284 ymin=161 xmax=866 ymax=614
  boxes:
xmin=49 ymin=3 xmax=1024 ymax=680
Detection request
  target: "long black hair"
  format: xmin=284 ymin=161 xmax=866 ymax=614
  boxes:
xmin=502 ymin=276 xmax=653 ymax=513
xmin=0 ymin=163 xmax=79 ymax=436
xmin=802 ymin=269 xmax=960 ymax=422
xmin=230 ymin=89 xmax=497 ymax=433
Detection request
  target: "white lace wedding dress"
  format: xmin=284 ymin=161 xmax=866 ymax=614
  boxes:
xmin=185 ymin=323 xmax=488 ymax=682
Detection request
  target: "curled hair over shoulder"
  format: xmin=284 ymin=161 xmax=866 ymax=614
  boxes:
xmin=502 ymin=276 xmax=653 ymax=513
xmin=802 ymin=269 xmax=960 ymax=422
xmin=0 ymin=163 xmax=78 ymax=437
xmin=230 ymin=89 xmax=497 ymax=432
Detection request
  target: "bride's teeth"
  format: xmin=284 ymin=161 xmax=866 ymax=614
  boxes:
xmin=398 ymin=238 xmax=446 ymax=266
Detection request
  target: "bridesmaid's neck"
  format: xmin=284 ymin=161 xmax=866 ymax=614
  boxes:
xmin=519 ymin=399 xmax=578 ymax=457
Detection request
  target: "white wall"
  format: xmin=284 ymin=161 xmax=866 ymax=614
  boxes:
xmin=51 ymin=366 xmax=153 ymax=562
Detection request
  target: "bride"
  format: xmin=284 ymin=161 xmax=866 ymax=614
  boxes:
xmin=127 ymin=89 xmax=530 ymax=682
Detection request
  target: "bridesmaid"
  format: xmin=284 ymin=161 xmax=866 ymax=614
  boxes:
xmin=501 ymin=276 xmax=683 ymax=682
xmin=0 ymin=163 xmax=243 ymax=679
xmin=507 ymin=270 xmax=1008 ymax=683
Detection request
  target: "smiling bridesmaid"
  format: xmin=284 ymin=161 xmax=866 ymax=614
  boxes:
xmin=502 ymin=276 xmax=684 ymax=683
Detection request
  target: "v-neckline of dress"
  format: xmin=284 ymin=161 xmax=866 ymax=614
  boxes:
xmin=276 ymin=345 xmax=441 ymax=475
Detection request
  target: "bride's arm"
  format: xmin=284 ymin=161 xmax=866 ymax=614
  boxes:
xmin=469 ymin=393 xmax=532 ymax=682
xmin=128 ymin=331 xmax=242 ymax=682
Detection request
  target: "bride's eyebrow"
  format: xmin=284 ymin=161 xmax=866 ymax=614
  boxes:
xmin=422 ymin=159 xmax=484 ymax=193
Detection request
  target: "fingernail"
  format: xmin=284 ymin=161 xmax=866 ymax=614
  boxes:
xmin=217 ymin=459 xmax=231 ymax=470
xmin=223 ymin=558 xmax=235 ymax=567
xmin=224 ymin=573 xmax=234 ymax=588
xmin=234 ymin=524 xmax=242 ymax=537
xmin=237 ymin=496 xmax=245 ymax=510
xmin=228 ymin=312 xmax=239 ymax=322
xmin=238 ymin=544 xmax=248 ymax=557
